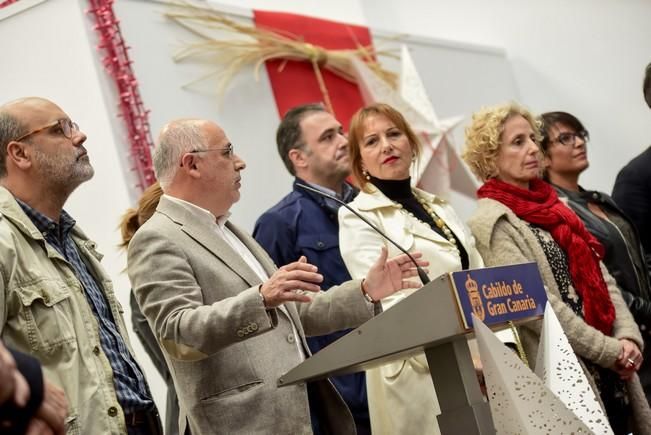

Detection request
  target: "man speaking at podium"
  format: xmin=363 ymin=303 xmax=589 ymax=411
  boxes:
xmin=127 ymin=118 xmax=426 ymax=435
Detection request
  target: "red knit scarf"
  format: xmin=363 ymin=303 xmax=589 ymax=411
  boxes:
xmin=477 ymin=178 xmax=615 ymax=336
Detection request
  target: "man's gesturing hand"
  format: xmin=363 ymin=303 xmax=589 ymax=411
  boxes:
xmin=260 ymin=256 xmax=323 ymax=308
xmin=362 ymin=247 xmax=429 ymax=302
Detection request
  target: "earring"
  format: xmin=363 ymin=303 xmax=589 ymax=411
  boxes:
xmin=362 ymin=169 xmax=370 ymax=181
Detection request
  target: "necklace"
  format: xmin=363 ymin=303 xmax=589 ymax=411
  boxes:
xmin=399 ymin=193 xmax=460 ymax=258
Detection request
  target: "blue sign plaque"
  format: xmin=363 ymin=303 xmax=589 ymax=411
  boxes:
xmin=450 ymin=262 xmax=547 ymax=329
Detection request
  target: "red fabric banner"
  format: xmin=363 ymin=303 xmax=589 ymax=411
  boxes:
xmin=253 ymin=10 xmax=372 ymax=130
xmin=0 ymin=0 xmax=20 ymax=9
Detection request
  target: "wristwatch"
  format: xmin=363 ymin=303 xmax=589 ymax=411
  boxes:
xmin=361 ymin=279 xmax=376 ymax=303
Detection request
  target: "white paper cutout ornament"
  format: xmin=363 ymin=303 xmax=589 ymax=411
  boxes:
xmin=535 ymin=304 xmax=613 ymax=434
xmin=473 ymin=313 xmax=594 ymax=434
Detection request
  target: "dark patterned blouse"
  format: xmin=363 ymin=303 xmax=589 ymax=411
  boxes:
xmin=529 ymin=225 xmax=583 ymax=315
xmin=528 ymin=224 xmax=630 ymax=428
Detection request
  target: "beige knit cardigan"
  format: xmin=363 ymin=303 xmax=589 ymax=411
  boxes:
xmin=468 ymin=197 xmax=651 ymax=433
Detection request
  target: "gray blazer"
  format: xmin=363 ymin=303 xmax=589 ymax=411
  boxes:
xmin=128 ymin=196 xmax=375 ymax=435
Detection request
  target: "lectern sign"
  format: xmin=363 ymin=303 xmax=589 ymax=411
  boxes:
xmin=450 ymin=262 xmax=547 ymax=329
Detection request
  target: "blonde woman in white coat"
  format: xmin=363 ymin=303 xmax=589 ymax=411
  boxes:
xmin=339 ymin=103 xmax=484 ymax=435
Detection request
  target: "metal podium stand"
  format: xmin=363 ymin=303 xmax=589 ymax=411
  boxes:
xmin=278 ymin=273 xmax=495 ymax=434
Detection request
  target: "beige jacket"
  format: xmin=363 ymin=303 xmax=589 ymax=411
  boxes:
xmin=128 ymin=196 xmax=376 ymax=435
xmin=468 ymin=197 xmax=651 ymax=433
xmin=339 ymin=185 xmax=484 ymax=435
xmin=0 ymin=187 xmax=137 ymax=434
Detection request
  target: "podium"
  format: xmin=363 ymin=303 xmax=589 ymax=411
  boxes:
xmin=278 ymin=263 xmax=547 ymax=435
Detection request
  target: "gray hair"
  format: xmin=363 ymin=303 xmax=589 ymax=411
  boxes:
xmin=0 ymin=111 xmax=27 ymax=179
xmin=153 ymin=120 xmax=206 ymax=189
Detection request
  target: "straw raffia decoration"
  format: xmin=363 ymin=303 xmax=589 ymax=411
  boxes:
xmin=165 ymin=1 xmax=398 ymax=112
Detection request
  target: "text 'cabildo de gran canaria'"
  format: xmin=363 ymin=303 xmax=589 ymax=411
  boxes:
xmin=482 ymin=280 xmax=537 ymax=316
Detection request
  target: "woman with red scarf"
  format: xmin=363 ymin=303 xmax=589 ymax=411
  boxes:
xmin=462 ymin=102 xmax=651 ymax=434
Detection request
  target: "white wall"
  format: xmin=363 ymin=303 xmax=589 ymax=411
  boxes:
xmin=0 ymin=0 xmax=167 ymax=420
xmin=0 ymin=0 xmax=372 ymax=425
xmin=362 ymin=0 xmax=651 ymax=193
xmin=2 ymin=0 xmax=650 ymax=429
xmin=213 ymin=0 xmax=367 ymax=25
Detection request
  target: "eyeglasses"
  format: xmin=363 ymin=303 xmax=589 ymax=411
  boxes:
xmin=14 ymin=119 xmax=80 ymax=142
xmin=188 ymin=143 xmax=234 ymax=158
xmin=551 ymin=130 xmax=589 ymax=147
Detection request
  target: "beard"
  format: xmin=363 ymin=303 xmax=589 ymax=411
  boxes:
xmin=325 ymin=163 xmax=351 ymax=182
xmin=32 ymin=147 xmax=95 ymax=191
xmin=311 ymin=157 xmax=351 ymax=182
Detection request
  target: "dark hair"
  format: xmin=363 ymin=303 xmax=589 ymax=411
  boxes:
xmin=276 ymin=103 xmax=326 ymax=176
xmin=348 ymin=103 xmax=421 ymax=191
xmin=538 ymin=111 xmax=587 ymax=154
xmin=0 ymin=112 xmax=27 ymax=179
xmin=644 ymin=62 xmax=651 ymax=109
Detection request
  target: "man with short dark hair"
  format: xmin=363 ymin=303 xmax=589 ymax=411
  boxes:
xmin=612 ymin=63 xmax=651 ymax=266
xmin=612 ymin=63 xmax=651 ymax=403
xmin=253 ymin=104 xmax=370 ymax=434
xmin=0 ymin=97 xmax=160 ymax=434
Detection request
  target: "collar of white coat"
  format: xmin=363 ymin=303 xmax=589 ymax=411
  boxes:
xmin=354 ymin=182 xmax=448 ymax=212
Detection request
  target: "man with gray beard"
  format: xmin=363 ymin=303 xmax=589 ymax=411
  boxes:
xmin=0 ymin=97 xmax=160 ymax=434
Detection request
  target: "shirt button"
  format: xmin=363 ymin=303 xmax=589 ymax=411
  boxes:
xmin=93 ymin=346 xmax=100 ymax=355
xmin=316 ymin=241 xmax=325 ymax=249
xmin=287 ymin=334 xmax=295 ymax=344
xmin=107 ymin=406 xmax=118 ymax=417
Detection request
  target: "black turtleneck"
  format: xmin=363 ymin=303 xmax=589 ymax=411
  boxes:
xmin=370 ymin=176 xmax=469 ymax=269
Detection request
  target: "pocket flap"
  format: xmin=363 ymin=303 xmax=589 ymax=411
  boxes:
xmin=296 ymin=234 xmax=339 ymax=251
xmin=17 ymin=279 xmax=71 ymax=307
